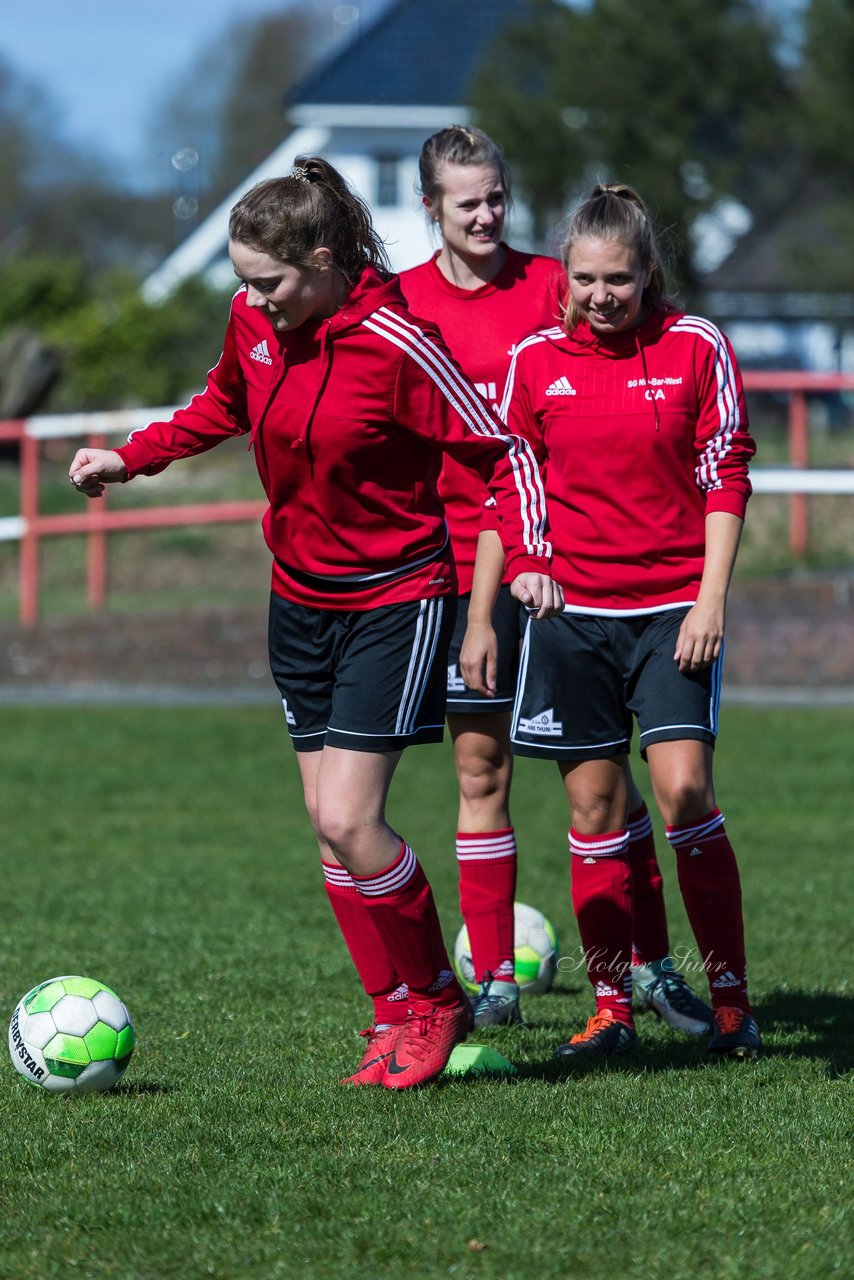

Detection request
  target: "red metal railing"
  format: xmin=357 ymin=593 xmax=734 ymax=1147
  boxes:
xmin=0 ymin=409 xmax=264 ymax=626
xmin=1 ymin=374 xmax=853 ymax=626
xmin=743 ymin=371 xmax=854 ymax=561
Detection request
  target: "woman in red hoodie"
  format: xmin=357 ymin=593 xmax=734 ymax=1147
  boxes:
xmin=400 ymin=127 xmax=712 ymax=1041
xmin=474 ymin=182 xmax=761 ymax=1060
xmin=68 ymin=156 xmax=560 ymax=1089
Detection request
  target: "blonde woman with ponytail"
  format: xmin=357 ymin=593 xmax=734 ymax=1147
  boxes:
xmin=475 ymin=182 xmax=762 ymax=1061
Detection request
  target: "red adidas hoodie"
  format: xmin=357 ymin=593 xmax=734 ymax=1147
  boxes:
xmin=496 ymin=308 xmax=755 ymax=613
xmin=117 ymin=267 xmax=551 ymax=609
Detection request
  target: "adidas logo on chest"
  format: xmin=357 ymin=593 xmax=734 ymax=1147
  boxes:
xmin=250 ymin=339 xmax=273 ymax=365
xmin=545 ymin=376 xmax=576 ymax=396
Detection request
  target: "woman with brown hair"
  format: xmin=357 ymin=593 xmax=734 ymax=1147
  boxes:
xmin=69 ymin=156 xmax=561 ymax=1088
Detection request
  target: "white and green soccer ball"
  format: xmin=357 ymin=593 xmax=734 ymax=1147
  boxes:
xmin=453 ymin=901 xmax=559 ymax=996
xmin=8 ymin=975 xmax=135 ymax=1094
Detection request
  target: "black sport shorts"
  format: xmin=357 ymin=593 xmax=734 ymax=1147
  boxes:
xmin=511 ymin=607 xmax=722 ymax=761
xmin=446 ymin=584 xmax=526 ymax=713
xmin=268 ymin=592 xmax=456 ymax=753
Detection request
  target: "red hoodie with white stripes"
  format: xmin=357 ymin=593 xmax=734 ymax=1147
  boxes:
xmin=497 ymin=308 xmax=755 ymax=614
xmin=116 ymin=267 xmax=550 ymax=609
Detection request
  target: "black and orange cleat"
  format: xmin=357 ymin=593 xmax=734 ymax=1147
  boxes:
xmin=708 ymin=1006 xmax=762 ymax=1060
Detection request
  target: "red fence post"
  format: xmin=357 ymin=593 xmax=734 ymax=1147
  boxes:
xmin=19 ymin=429 xmax=40 ymax=627
xmin=788 ymin=391 xmax=809 ymax=559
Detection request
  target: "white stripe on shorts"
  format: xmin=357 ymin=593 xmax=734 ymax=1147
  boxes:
xmin=396 ymin=597 xmax=444 ymax=736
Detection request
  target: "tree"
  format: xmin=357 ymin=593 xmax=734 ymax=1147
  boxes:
xmin=472 ymin=0 xmax=796 ymax=298
xmin=797 ymin=0 xmax=854 ymax=182
xmin=0 ymin=59 xmax=90 ymax=254
xmin=147 ymin=8 xmax=322 ymax=211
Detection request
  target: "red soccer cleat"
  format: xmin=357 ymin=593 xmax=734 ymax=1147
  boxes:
xmin=340 ymin=1024 xmax=403 ymax=1086
xmin=380 ymin=999 xmax=471 ymax=1090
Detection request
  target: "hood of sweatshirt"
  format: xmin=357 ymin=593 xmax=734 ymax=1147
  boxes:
xmin=262 ymin=265 xmax=404 ymax=460
xmin=323 ymin=264 xmax=404 ymax=335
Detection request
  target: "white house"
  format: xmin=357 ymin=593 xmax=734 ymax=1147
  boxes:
xmin=142 ymin=0 xmax=535 ymax=303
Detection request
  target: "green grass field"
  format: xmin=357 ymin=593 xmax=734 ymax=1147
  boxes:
xmin=0 ymin=704 xmax=851 ymax=1280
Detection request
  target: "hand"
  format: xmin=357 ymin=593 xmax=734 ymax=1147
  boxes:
xmin=674 ymin=600 xmax=725 ymax=673
xmin=460 ymin=621 xmax=498 ymax=696
xmin=68 ymin=448 xmax=127 ymax=498
xmin=510 ymin=573 xmax=564 ymax=620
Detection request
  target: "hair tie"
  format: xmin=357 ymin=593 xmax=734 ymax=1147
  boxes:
xmin=291 ymin=166 xmax=309 ymax=182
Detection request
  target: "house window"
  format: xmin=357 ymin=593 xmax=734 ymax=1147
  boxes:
xmin=376 ymin=155 xmax=399 ymax=207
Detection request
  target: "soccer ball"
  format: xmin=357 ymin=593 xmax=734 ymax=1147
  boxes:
xmin=453 ymin=901 xmax=559 ymax=995
xmin=8 ymin=975 xmax=135 ymax=1094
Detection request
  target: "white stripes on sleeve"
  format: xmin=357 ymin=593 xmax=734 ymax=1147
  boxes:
xmin=672 ymin=316 xmax=743 ymax=492
xmin=363 ymin=308 xmax=550 ymax=559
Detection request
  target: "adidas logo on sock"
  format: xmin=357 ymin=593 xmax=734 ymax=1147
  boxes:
xmin=545 ymin=376 xmax=576 ymax=396
xmin=517 ymin=707 xmax=563 ymax=736
xmin=711 ymin=970 xmax=741 ymax=988
xmin=428 ymin=969 xmax=455 ymax=993
xmin=250 ymin=339 xmax=273 ymax=365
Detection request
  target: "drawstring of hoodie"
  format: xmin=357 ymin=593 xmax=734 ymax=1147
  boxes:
xmin=635 ymin=330 xmax=660 ymax=431
xmin=289 ymin=323 xmax=335 ymax=467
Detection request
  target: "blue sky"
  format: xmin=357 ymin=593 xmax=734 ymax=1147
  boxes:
xmin=1 ymin=0 xmax=387 ymax=188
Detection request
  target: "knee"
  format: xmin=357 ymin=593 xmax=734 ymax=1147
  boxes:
xmin=570 ymin=792 xmax=624 ymax=834
xmin=455 ymin=744 xmax=510 ymax=806
xmin=314 ymin=803 xmax=361 ymax=858
xmin=457 ymin=759 xmax=507 ymax=806
xmin=656 ymin=776 xmax=715 ymax=827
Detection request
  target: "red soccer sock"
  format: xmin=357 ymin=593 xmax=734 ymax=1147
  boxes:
xmin=353 ymin=841 xmax=464 ymax=1008
xmin=665 ymin=809 xmax=751 ymax=1013
xmin=569 ymin=828 xmax=633 ymax=1025
xmin=626 ymin=802 xmax=670 ymax=965
xmin=322 ymin=862 xmax=409 ymax=1025
xmin=456 ymin=828 xmax=517 ymax=984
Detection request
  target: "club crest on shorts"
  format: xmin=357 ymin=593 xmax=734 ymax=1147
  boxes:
xmin=517 ymin=707 xmax=563 ymax=735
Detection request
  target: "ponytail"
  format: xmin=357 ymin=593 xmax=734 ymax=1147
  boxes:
xmin=228 ymin=156 xmax=390 ymax=284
